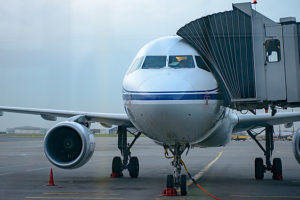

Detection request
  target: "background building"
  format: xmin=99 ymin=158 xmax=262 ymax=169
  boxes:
xmin=7 ymin=126 xmax=47 ymax=134
xmin=91 ymin=126 xmax=118 ymax=134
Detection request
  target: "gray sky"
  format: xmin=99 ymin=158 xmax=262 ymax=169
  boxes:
xmin=0 ymin=0 xmax=300 ymax=130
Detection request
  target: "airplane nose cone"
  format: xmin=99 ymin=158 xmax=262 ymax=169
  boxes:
xmin=138 ymin=74 xmax=193 ymax=92
xmin=123 ymin=69 xmax=217 ymax=93
xmin=122 ymin=69 xmax=222 ymax=144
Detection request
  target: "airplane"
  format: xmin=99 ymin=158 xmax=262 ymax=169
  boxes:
xmin=1 ymin=35 xmax=300 ymax=196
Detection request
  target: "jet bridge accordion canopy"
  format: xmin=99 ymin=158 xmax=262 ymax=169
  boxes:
xmin=177 ymin=5 xmax=255 ymax=103
xmin=177 ymin=3 xmax=300 ymax=110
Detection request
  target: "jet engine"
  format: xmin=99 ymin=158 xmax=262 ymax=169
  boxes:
xmin=44 ymin=121 xmax=95 ymax=169
xmin=293 ymin=129 xmax=300 ymax=164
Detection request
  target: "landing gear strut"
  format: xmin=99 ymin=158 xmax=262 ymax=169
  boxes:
xmin=111 ymin=126 xmax=141 ymax=178
xmin=247 ymin=126 xmax=282 ymax=180
xmin=164 ymin=144 xmax=188 ymax=196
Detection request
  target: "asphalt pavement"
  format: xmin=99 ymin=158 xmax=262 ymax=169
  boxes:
xmin=0 ymin=136 xmax=300 ymax=200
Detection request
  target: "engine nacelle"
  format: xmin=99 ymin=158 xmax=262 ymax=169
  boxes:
xmin=44 ymin=121 xmax=95 ymax=169
xmin=293 ymin=129 xmax=300 ymax=164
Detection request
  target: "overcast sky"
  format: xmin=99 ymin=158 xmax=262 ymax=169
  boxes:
xmin=0 ymin=0 xmax=300 ymax=130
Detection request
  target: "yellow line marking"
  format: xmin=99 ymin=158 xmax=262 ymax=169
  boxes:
xmin=26 ymin=197 xmax=123 ymax=200
xmin=187 ymin=151 xmax=223 ymax=186
xmin=43 ymin=193 xmax=120 ymax=196
xmin=155 ymin=198 xmax=185 ymax=200
xmin=231 ymin=195 xmax=300 ymax=199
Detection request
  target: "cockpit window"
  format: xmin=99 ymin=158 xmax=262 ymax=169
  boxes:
xmin=142 ymin=56 xmax=166 ymax=69
xmin=128 ymin=56 xmax=144 ymax=73
xmin=195 ymin=56 xmax=211 ymax=72
xmin=168 ymin=56 xmax=194 ymax=68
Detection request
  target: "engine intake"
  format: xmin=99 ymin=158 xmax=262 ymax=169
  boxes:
xmin=44 ymin=121 xmax=95 ymax=169
xmin=293 ymin=128 xmax=300 ymax=164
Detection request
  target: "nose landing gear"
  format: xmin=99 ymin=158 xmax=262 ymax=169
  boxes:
xmin=163 ymin=144 xmax=188 ymax=196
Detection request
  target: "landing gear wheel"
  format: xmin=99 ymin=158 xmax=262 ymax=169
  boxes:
xmin=255 ymin=157 xmax=264 ymax=180
xmin=180 ymin=175 xmax=187 ymax=196
xmin=166 ymin=175 xmax=174 ymax=188
xmin=128 ymin=156 xmax=139 ymax=178
xmin=112 ymin=156 xmax=122 ymax=176
xmin=272 ymin=158 xmax=282 ymax=180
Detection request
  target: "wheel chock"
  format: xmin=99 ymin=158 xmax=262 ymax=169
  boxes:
xmin=162 ymin=188 xmax=177 ymax=196
xmin=110 ymin=172 xmax=123 ymax=178
xmin=272 ymin=174 xmax=283 ymax=180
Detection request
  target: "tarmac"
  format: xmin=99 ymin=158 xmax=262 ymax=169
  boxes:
xmin=0 ymin=135 xmax=300 ymax=200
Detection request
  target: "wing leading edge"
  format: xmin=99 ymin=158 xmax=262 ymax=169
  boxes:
xmin=1 ymin=106 xmax=300 ymax=132
xmin=234 ymin=111 xmax=300 ymax=133
xmin=0 ymin=106 xmax=133 ymax=127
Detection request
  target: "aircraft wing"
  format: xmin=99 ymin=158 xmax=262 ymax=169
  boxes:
xmin=0 ymin=106 xmax=133 ymax=127
xmin=233 ymin=112 xmax=300 ymax=132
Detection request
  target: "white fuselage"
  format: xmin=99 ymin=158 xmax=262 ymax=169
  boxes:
xmin=122 ymin=36 xmax=233 ymax=146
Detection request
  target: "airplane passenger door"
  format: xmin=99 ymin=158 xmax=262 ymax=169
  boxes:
xmin=264 ymin=25 xmax=287 ymax=101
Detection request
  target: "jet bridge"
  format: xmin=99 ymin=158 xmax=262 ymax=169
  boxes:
xmin=177 ymin=2 xmax=300 ymax=112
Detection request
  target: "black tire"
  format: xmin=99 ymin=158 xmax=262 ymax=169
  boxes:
xmin=255 ymin=157 xmax=264 ymax=180
xmin=166 ymin=175 xmax=174 ymax=188
xmin=128 ymin=157 xmax=139 ymax=178
xmin=112 ymin=156 xmax=122 ymax=175
xmin=180 ymin=175 xmax=187 ymax=196
xmin=272 ymin=158 xmax=282 ymax=180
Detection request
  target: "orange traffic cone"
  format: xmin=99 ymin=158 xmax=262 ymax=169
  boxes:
xmin=47 ymin=168 xmax=55 ymax=186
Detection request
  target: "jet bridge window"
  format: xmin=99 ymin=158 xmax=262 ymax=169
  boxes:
xmin=142 ymin=56 xmax=166 ymax=69
xmin=265 ymin=39 xmax=281 ymax=63
xmin=168 ymin=55 xmax=194 ymax=68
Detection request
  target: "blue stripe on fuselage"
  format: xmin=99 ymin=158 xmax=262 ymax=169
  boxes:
xmin=122 ymin=88 xmax=219 ymax=94
xmin=122 ymin=93 xmax=223 ymax=101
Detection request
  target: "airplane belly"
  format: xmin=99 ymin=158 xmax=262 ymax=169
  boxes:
xmin=124 ymin=99 xmax=224 ymax=145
